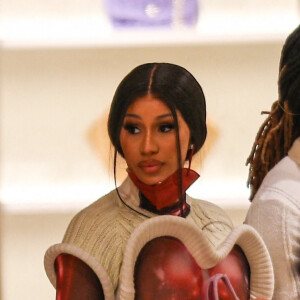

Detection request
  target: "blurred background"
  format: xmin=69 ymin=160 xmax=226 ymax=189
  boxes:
xmin=0 ymin=0 xmax=299 ymax=299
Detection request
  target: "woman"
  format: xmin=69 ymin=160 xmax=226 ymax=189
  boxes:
xmin=245 ymin=26 xmax=300 ymax=299
xmin=45 ymin=63 xmax=273 ymax=299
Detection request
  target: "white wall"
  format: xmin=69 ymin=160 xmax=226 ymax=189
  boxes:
xmin=1 ymin=43 xmax=282 ymax=212
xmin=0 ymin=42 xmax=284 ymax=300
xmin=0 ymin=1 xmax=298 ymax=299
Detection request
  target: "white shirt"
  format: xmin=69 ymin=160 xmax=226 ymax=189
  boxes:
xmin=246 ymin=137 xmax=300 ymax=300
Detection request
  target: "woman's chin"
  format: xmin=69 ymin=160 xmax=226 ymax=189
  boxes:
xmin=136 ymin=174 xmax=167 ymax=186
xmin=139 ymin=178 xmax=162 ymax=186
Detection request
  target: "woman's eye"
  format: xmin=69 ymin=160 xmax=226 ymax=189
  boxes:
xmin=159 ymin=124 xmax=174 ymax=133
xmin=123 ymin=124 xmax=140 ymax=134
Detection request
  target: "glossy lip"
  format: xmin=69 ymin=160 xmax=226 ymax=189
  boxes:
xmin=138 ymin=160 xmax=163 ymax=173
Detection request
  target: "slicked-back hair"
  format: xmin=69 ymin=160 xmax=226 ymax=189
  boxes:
xmin=107 ymin=63 xmax=207 ymax=216
xmin=108 ymin=62 xmax=207 ymax=158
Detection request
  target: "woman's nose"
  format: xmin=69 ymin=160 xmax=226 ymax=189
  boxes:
xmin=140 ymin=132 xmax=159 ymax=155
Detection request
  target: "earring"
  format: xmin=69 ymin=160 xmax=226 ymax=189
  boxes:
xmin=187 ymin=144 xmax=194 ymax=172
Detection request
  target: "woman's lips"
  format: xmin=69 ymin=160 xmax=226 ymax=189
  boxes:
xmin=138 ymin=160 xmax=162 ymax=173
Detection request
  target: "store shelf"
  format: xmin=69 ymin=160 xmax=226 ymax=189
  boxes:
xmin=1 ymin=12 xmax=299 ymax=49
xmin=0 ymin=179 xmax=251 ymax=213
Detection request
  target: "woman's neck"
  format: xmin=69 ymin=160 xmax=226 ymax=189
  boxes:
xmin=139 ymin=192 xmax=190 ymax=217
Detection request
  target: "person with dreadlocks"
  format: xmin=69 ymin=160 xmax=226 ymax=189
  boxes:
xmin=245 ymin=25 xmax=300 ymax=299
xmin=44 ymin=63 xmax=273 ymax=300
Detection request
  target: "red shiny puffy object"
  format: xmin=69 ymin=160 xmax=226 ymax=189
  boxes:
xmin=134 ymin=236 xmax=250 ymax=300
xmin=55 ymin=254 xmax=104 ymax=300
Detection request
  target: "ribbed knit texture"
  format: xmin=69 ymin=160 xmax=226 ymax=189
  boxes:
xmin=45 ymin=177 xmax=274 ymax=299
xmin=61 ymin=189 xmax=147 ymax=289
xmin=188 ymin=198 xmax=233 ymax=247
xmin=118 ymin=216 xmax=274 ymax=300
xmin=45 ymin=177 xmax=234 ymax=292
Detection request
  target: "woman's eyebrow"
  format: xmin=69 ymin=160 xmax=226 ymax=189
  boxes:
xmin=124 ymin=114 xmax=141 ymax=119
xmin=124 ymin=113 xmax=173 ymax=120
xmin=156 ymin=113 xmax=173 ymax=120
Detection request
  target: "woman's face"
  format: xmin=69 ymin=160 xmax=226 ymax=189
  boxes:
xmin=120 ymin=95 xmax=190 ymax=185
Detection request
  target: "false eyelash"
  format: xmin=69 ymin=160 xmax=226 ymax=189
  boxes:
xmin=123 ymin=123 xmax=140 ymax=134
xmin=159 ymin=123 xmax=175 ymax=132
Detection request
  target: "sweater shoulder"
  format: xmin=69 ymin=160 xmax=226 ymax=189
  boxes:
xmin=63 ymin=189 xmax=146 ymax=245
xmin=61 ymin=189 xmax=147 ymax=289
xmin=63 ymin=190 xmax=119 ymax=239
xmin=190 ymin=197 xmax=233 ymax=225
xmin=188 ymin=197 xmax=233 ymax=247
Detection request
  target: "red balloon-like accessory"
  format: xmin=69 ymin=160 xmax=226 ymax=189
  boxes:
xmin=134 ymin=237 xmax=250 ymax=300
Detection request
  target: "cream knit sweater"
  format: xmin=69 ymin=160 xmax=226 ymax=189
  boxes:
xmin=45 ymin=177 xmax=274 ymax=300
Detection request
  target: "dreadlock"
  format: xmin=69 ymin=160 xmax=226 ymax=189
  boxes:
xmin=246 ymin=25 xmax=300 ymax=201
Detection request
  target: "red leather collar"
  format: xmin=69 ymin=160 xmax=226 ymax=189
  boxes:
xmin=127 ymin=168 xmax=199 ymax=210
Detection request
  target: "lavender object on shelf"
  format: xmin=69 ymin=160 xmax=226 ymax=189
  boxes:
xmin=106 ymin=0 xmax=199 ymax=28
